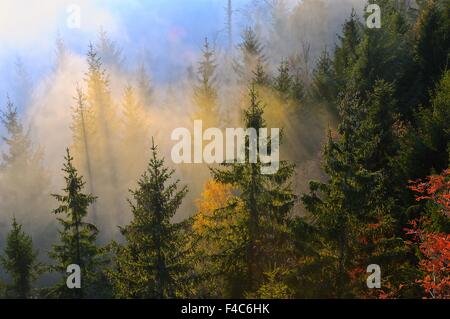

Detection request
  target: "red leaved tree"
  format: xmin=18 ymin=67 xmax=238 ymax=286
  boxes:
xmin=406 ymin=169 xmax=450 ymax=299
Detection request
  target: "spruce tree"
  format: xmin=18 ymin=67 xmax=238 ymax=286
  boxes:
xmin=108 ymin=140 xmax=188 ymax=298
xmin=96 ymin=29 xmax=124 ymax=71
xmin=210 ymin=85 xmax=297 ymax=296
xmin=311 ymin=48 xmax=337 ymax=106
xmin=273 ymin=60 xmax=292 ymax=100
xmin=413 ymin=0 xmax=450 ymax=106
xmin=49 ymin=149 xmax=100 ymax=298
xmin=333 ymin=10 xmax=362 ymax=91
xmin=193 ymin=37 xmax=219 ymax=127
xmin=300 ymin=81 xmax=414 ymax=297
xmin=0 ymin=218 xmax=39 ymax=298
xmin=234 ymin=27 xmax=266 ymax=84
xmin=0 ymin=98 xmax=50 ymax=233
xmin=120 ymin=86 xmax=150 ymax=184
xmin=74 ymin=44 xmax=122 ymax=228
xmin=252 ymin=61 xmax=270 ymax=87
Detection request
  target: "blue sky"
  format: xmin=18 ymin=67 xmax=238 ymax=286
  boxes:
xmin=0 ymin=0 xmax=252 ymax=102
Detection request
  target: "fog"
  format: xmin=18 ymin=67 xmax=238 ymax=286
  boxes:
xmin=0 ymin=0 xmax=373 ymax=284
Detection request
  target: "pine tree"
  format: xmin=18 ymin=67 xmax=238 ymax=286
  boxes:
xmin=120 ymin=85 xmax=150 ymax=185
xmin=333 ymin=10 xmax=362 ymax=91
xmin=311 ymin=48 xmax=337 ymax=106
xmin=74 ymin=44 xmax=121 ymax=228
xmin=300 ymin=81 xmax=416 ymax=297
xmin=193 ymin=37 xmax=219 ymax=127
xmin=273 ymin=60 xmax=292 ymax=100
xmin=1 ymin=98 xmax=32 ymax=168
xmin=136 ymin=62 xmax=153 ymax=108
xmin=398 ymin=70 xmax=450 ymax=181
xmin=49 ymin=149 xmax=100 ymax=299
xmin=252 ymin=61 xmax=270 ymax=87
xmin=108 ymin=140 xmax=188 ymax=298
xmin=0 ymin=218 xmax=39 ymax=298
xmin=0 ymin=98 xmax=50 ymax=232
xmin=234 ymin=27 xmax=266 ymax=84
xmin=210 ymin=85 xmax=297 ymax=296
xmin=413 ymin=0 xmax=450 ymax=106
xmin=96 ymin=28 xmax=124 ymax=71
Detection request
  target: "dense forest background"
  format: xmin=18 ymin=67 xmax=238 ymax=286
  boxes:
xmin=0 ymin=0 xmax=449 ymax=299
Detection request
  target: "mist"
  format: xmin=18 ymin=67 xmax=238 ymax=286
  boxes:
xmin=0 ymin=0 xmax=371 ymax=285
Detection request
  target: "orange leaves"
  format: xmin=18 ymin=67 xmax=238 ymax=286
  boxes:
xmin=406 ymin=169 xmax=450 ymax=298
xmin=193 ymin=180 xmax=235 ymax=235
xmin=408 ymin=169 xmax=450 ymax=217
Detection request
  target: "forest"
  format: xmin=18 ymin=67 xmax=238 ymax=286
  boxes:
xmin=0 ymin=0 xmax=449 ymax=299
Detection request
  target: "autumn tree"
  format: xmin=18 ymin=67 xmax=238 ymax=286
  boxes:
xmin=187 ymin=180 xmax=245 ymax=298
xmin=406 ymin=169 xmax=450 ymax=298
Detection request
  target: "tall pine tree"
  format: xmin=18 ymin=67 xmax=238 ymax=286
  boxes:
xmin=49 ymin=149 xmax=100 ymax=298
xmin=108 ymin=140 xmax=188 ymax=298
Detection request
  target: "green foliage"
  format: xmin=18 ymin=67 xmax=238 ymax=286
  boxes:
xmin=108 ymin=140 xmax=188 ymax=298
xmin=208 ymin=85 xmax=297 ymax=296
xmin=0 ymin=218 xmax=39 ymax=298
xmin=48 ymin=149 xmax=102 ymax=298
xmin=273 ymin=60 xmax=292 ymax=99
xmin=234 ymin=27 xmax=266 ymax=84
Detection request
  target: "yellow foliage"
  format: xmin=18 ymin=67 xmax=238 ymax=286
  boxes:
xmin=193 ymin=180 xmax=235 ymax=235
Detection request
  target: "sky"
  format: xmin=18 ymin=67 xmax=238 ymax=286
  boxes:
xmin=0 ymin=0 xmax=255 ymax=99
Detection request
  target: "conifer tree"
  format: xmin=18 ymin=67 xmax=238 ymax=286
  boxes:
xmin=252 ymin=61 xmax=271 ymax=87
xmin=120 ymin=85 xmax=150 ymax=184
xmin=136 ymin=62 xmax=153 ymax=108
xmin=0 ymin=218 xmax=39 ymax=299
xmin=273 ymin=60 xmax=292 ymax=100
xmin=300 ymin=81 xmax=414 ymax=297
xmin=398 ymin=70 xmax=450 ymax=181
xmin=333 ymin=10 xmax=362 ymax=90
xmin=96 ymin=29 xmax=125 ymax=71
xmin=210 ymin=85 xmax=297 ymax=296
xmin=311 ymin=48 xmax=337 ymax=106
xmin=193 ymin=37 xmax=219 ymax=127
xmin=108 ymin=140 xmax=188 ymax=298
xmin=49 ymin=149 xmax=100 ymax=299
xmin=234 ymin=27 xmax=266 ymax=84
xmin=413 ymin=0 xmax=450 ymax=106
xmin=74 ymin=44 xmax=121 ymax=227
xmin=0 ymin=98 xmax=50 ymax=231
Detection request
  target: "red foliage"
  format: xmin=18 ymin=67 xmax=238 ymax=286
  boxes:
xmin=408 ymin=169 xmax=450 ymax=217
xmin=406 ymin=169 xmax=450 ymax=299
